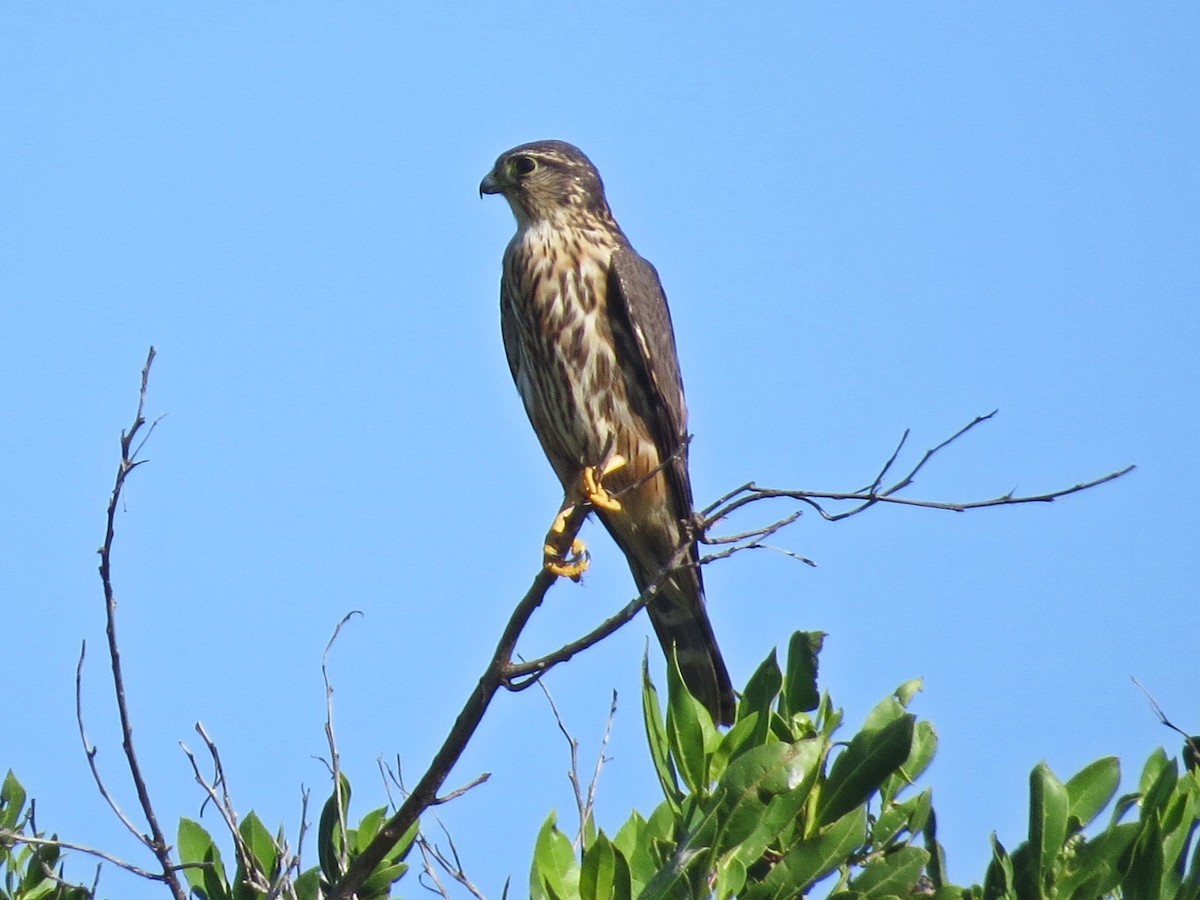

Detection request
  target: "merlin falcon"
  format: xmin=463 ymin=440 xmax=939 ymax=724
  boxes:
xmin=480 ymin=140 xmax=736 ymax=725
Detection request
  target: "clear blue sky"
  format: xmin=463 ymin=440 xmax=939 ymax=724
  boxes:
xmin=3 ymin=4 xmax=1196 ymax=898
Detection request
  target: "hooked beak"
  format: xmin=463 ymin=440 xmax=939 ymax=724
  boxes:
xmin=479 ymin=170 xmax=502 ymax=198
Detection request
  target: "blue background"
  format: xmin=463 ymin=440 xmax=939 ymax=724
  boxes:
xmin=2 ymin=4 xmax=1196 ymax=897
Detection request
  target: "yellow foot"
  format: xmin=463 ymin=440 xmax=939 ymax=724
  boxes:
xmin=582 ymin=454 xmax=627 ymax=512
xmin=544 ymin=503 xmax=590 ymax=580
xmin=544 ymin=538 xmax=589 ymax=580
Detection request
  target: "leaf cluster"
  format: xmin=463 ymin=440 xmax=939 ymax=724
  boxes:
xmin=532 ymin=632 xmax=936 ymax=899
xmin=530 ymin=632 xmax=1200 ymax=900
xmin=0 ymin=771 xmax=91 ymax=900
xmin=981 ymin=749 xmax=1200 ymax=900
xmin=176 ymin=775 xmax=412 ymax=900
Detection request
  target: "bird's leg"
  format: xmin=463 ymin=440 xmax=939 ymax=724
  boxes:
xmin=542 ymin=454 xmax=627 ymax=581
xmin=543 ymin=499 xmax=590 ymax=581
xmin=581 ymin=453 xmax=626 ymax=512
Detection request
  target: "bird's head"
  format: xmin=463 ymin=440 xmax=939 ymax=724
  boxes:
xmin=480 ymin=140 xmax=614 ymax=229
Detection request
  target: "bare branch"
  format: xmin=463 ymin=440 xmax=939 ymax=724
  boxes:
xmin=90 ymin=347 xmax=187 ymax=900
xmin=74 ymin=641 xmax=146 ymax=843
xmin=432 ymin=773 xmax=491 ymax=806
xmin=181 ymin=722 xmax=275 ymax=895
xmin=582 ymin=692 xmax=618 ymax=845
xmin=322 ymin=610 xmax=361 ymax=877
xmin=703 ymin=414 xmax=1131 ymax=530
xmin=325 ymin=410 xmax=1133 ymax=899
xmin=416 ymin=820 xmax=489 ymax=900
xmin=536 ymin=680 xmax=587 ymax=848
xmin=0 ymin=831 xmax=203 ymax=882
xmin=1131 ymin=676 xmax=1200 ymax=768
xmin=326 ymin=503 xmax=590 ymax=900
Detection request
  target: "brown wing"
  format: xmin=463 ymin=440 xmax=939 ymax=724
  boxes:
xmin=606 ymin=245 xmax=694 ymax=522
xmin=604 ymin=244 xmax=735 ymax=725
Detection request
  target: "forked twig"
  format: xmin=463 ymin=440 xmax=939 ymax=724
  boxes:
xmin=86 ymin=346 xmax=187 ymax=900
xmin=1131 ymin=677 xmax=1199 ymax=770
xmin=321 ymin=610 xmax=362 ymax=876
xmin=330 ymin=410 xmax=1132 ymax=900
xmin=536 ymin=683 xmax=618 ymax=850
xmin=0 ymin=831 xmax=198 ymax=881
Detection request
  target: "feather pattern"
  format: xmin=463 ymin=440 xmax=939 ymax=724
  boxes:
xmin=484 ymin=140 xmax=735 ymax=724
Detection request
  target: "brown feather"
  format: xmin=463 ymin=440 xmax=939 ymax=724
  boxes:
xmin=485 ymin=140 xmax=736 ymax=724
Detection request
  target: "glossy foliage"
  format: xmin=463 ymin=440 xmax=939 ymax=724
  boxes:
xmin=528 ymin=632 xmax=1200 ymax=900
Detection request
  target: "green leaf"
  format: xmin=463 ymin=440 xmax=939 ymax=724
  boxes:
xmin=1137 ymin=747 xmax=1171 ymax=795
xmin=531 ymin=812 xmax=578 ymax=900
xmin=1056 ymin=822 xmax=1139 ymax=900
xmin=639 ymin=846 xmax=704 ymax=900
xmin=1110 ymin=791 xmax=1141 ymax=826
xmin=1064 ymin=757 xmax=1120 ymax=833
xmin=178 ymin=817 xmax=231 ymax=900
xmin=1159 ymin=783 xmax=1200 ymax=881
xmin=881 ymin=720 xmax=938 ymax=806
xmin=612 ymin=810 xmax=655 ymax=891
xmin=719 ymin=740 xmax=823 ymax=859
xmin=353 ymin=807 xmax=386 ymax=852
xmin=1139 ymin=755 xmax=1178 ymax=821
xmin=894 ymin=678 xmax=924 ymax=708
xmin=385 ymin=818 xmax=419 ymax=865
xmin=1028 ymin=761 xmax=1070 ymax=882
xmin=923 ymin=807 xmax=948 ymax=889
xmin=848 ymin=846 xmax=929 ymax=898
xmin=871 ymin=790 xmax=932 ymax=847
xmin=1122 ymin=816 xmax=1164 ymax=900
xmin=360 ymin=861 xmax=409 ymax=898
xmin=760 ymin=804 xmax=868 ymax=894
xmin=783 ymin=632 xmax=823 ymax=717
xmin=317 ymin=772 xmax=351 ymax=884
xmin=294 ymin=867 xmax=321 ymax=900
xmin=644 ymin=802 xmax=677 ymax=855
xmin=642 ymin=654 xmax=681 ymax=810
xmin=609 ymin=844 xmax=634 ymax=900
xmin=666 ymin=649 xmax=716 ymax=795
xmin=0 ymin=772 xmax=27 ymax=831
xmin=710 ymin=712 xmax=760 ymax=783
xmin=580 ymin=831 xmax=625 ymax=900
xmin=982 ymin=833 xmax=1015 ymax=900
xmin=817 ymin=715 xmax=915 ymax=827
xmin=861 ymin=695 xmax=906 ymax=733
xmin=239 ymin=811 xmax=280 ymax=882
xmin=817 ymin=692 xmax=844 ymax=740
xmin=740 ymin=649 xmax=783 ymax=734
xmin=713 ymin=854 xmax=746 ymax=900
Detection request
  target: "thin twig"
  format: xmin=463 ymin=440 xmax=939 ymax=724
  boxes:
xmin=0 ymin=832 xmax=201 ymax=881
xmin=328 ymin=412 xmax=1133 ymax=900
xmin=322 ymin=610 xmax=361 ymax=877
xmin=75 ymin=642 xmax=146 ymax=842
xmin=326 ymin=503 xmax=590 ymax=900
xmin=1131 ymin=677 xmax=1200 ymax=768
xmin=536 ymin=681 xmax=587 ymax=848
xmin=858 ymin=427 xmax=911 ymax=495
xmin=417 ymin=820 xmax=488 ymax=900
xmin=378 ymin=758 xmax=487 ymax=899
xmin=92 ymin=346 xmax=187 ymax=900
xmin=181 ymin=723 xmax=273 ymax=894
xmin=582 ymin=692 xmax=619 ymax=844
xmin=432 ymin=773 xmax=491 ymax=806
xmin=417 ymin=839 xmax=454 ymax=900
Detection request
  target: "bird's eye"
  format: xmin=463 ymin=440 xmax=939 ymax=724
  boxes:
xmin=512 ymin=155 xmax=538 ymax=176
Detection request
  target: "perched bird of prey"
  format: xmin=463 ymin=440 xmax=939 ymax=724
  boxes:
xmin=480 ymin=140 xmax=735 ymax=725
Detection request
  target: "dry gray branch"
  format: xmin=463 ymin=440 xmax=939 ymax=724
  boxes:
xmin=88 ymin=346 xmax=187 ymax=900
xmin=330 ymin=411 xmax=1133 ymax=900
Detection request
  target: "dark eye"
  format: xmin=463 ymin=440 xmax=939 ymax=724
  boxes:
xmin=512 ymin=155 xmax=538 ymax=176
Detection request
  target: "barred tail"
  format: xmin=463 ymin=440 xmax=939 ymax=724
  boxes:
xmin=642 ymin=568 xmax=736 ymax=726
